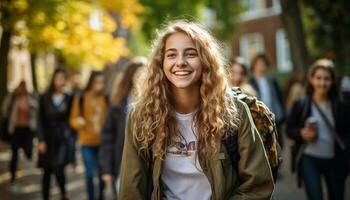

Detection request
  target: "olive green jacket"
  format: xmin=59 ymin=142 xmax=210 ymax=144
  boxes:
xmin=119 ymin=100 xmax=274 ymax=200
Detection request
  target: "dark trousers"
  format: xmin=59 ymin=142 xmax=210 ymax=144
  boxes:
xmin=301 ymin=154 xmax=345 ymax=200
xmin=81 ymin=146 xmax=105 ymax=200
xmin=42 ymin=167 xmax=66 ymax=200
xmin=9 ymin=127 xmax=33 ymax=183
xmin=42 ymin=143 xmax=67 ymax=200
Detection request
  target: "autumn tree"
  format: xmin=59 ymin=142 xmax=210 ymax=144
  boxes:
xmin=0 ymin=0 xmax=142 ymax=106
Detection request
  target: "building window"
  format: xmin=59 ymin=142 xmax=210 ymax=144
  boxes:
xmin=239 ymin=0 xmax=281 ymax=21
xmin=276 ymin=29 xmax=292 ymax=72
xmin=272 ymin=0 xmax=282 ymax=13
xmin=239 ymin=33 xmax=265 ymax=67
xmin=242 ymin=0 xmax=266 ymax=12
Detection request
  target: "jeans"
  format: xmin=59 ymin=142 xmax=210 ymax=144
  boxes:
xmin=81 ymin=146 xmax=105 ymax=200
xmin=9 ymin=127 xmax=33 ymax=183
xmin=301 ymin=154 xmax=345 ymax=200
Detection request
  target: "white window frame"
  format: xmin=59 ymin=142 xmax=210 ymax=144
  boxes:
xmin=276 ymin=29 xmax=292 ymax=72
xmin=239 ymin=0 xmax=282 ymax=21
xmin=239 ymin=33 xmax=265 ymax=67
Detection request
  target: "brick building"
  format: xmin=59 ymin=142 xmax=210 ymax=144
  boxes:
xmin=231 ymin=0 xmax=292 ymax=72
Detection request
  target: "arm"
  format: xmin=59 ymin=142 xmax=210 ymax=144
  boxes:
xmin=1 ymin=94 xmax=11 ymax=118
xmin=233 ymin=100 xmax=274 ymax=200
xmin=37 ymin=95 xmax=47 ymax=142
xmin=99 ymin=107 xmax=118 ymax=175
xmin=69 ymin=95 xmax=81 ymax=130
xmin=286 ymin=100 xmax=304 ymax=142
xmin=118 ymin=114 xmax=149 ymax=200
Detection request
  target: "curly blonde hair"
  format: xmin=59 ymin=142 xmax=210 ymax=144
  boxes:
xmin=131 ymin=20 xmax=240 ymax=160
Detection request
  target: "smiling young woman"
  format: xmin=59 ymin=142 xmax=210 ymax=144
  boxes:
xmin=287 ymin=59 xmax=350 ymax=200
xmin=118 ymin=20 xmax=274 ymax=200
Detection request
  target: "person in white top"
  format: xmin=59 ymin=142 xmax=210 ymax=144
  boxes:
xmin=118 ymin=20 xmax=274 ymax=200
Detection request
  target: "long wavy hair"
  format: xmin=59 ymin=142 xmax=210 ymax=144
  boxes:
xmin=131 ymin=20 xmax=240 ymax=161
xmin=110 ymin=57 xmax=147 ymax=107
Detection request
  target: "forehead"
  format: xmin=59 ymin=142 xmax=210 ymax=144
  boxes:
xmin=164 ymin=32 xmax=196 ymax=51
xmin=313 ymin=68 xmax=331 ymax=77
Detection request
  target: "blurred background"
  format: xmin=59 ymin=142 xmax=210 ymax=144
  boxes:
xmin=0 ymin=0 xmax=349 ymax=199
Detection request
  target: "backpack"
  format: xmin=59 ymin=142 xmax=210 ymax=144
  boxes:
xmin=224 ymin=87 xmax=282 ymax=182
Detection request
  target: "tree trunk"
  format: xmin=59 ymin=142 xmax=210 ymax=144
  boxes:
xmin=0 ymin=29 xmax=12 ymax=109
xmin=280 ymin=0 xmax=310 ymax=77
xmin=30 ymin=52 xmax=38 ymax=92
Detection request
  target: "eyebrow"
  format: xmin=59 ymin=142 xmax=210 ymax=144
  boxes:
xmin=165 ymin=47 xmax=197 ymax=53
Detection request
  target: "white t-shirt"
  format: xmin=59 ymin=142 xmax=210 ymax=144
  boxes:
xmin=52 ymin=93 xmax=64 ymax=106
xmin=304 ymin=102 xmax=335 ymax=158
xmin=161 ymin=111 xmax=212 ymax=200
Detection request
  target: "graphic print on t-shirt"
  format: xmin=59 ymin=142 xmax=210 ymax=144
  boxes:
xmin=167 ymin=137 xmax=198 ymax=156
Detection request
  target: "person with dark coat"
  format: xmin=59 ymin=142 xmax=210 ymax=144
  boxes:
xmin=99 ymin=57 xmax=146 ymax=194
xmin=287 ymin=59 xmax=350 ymax=200
xmin=37 ymin=68 xmax=73 ymax=200
xmin=249 ymin=54 xmax=286 ymax=148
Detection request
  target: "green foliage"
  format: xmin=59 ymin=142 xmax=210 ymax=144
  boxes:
xmin=302 ymin=0 xmax=350 ymax=74
xmin=139 ymin=0 xmax=205 ymax=40
xmin=138 ymin=0 xmax=242 ymax=41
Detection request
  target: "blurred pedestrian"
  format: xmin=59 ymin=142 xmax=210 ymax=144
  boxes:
xmin=70 ymin=71 xmax=108 ymax=200
xmin=228 ymin=57 xmax=257 ymax=96
xmin=249 ymin=53 xmax=286 ymax=148
xmin=1 ymin=81 xmax=38 ymax=186
xmin=284 ymin=74 xmax=305 ymax=112
xmin=99 ymin=57 xmax=147 ymax=196
xmin=118 ymin=20 xmax=274 ymax=200
xmin=37 ymin=68 xmax=73 ymax=200
xmin=287 ymin=59 xmax=349 ymax=200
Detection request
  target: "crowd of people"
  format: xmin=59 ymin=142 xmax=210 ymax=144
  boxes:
xmin=1 ymin=20 xmax=349 ymax=200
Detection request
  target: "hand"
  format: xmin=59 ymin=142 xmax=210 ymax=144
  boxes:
xmin=102 ymin=174 xmax=114 ymax=185
xmin=301 ymin=127 xmax=317 ymax=142
xmin=38 ymin=142 xmax=47 ymax=154
xmin=77 ymin=117 xmax=86 ymax=128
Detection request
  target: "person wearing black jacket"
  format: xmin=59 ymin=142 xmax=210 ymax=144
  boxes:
xmin=99 ymin=57 xmax=146 ymax=194
xmin=37 ymin=68 xmax=73 ymax=200
xmin=287 ymin=59 xmax=350 ymax=200
xmin=249 ymin=54 xmax=286 ymax=148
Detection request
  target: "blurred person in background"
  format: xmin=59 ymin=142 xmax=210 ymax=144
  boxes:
xmin=250 ymin=53 xmax=286 ymax=148
xmin=1 ymin=81 xmax=38 ymax=187
xmin=284 ymin=74 xmax=305 ymax=112
xmin=37 ymin=68 xmax=73 ymax=200
xmin=286 ymin=59 xmax=349 ymax=200
xmin=70 ymin=71 xmax=108 ymax=200
xmin=99 ymin=57 xmax=147 ymax=196
xmin=228 ymin=57 xmax=257 ymax=96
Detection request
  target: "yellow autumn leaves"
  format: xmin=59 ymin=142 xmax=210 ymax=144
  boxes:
xmin=8 ymin=0 xmax=143 ymax=70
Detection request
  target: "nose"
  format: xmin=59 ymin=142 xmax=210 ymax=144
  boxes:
xmin=176 ymin=55 xmax=187 ymax=68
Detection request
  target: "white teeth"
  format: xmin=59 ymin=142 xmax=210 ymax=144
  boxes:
xmin=174 ymin=71 xmax=191 ymax=75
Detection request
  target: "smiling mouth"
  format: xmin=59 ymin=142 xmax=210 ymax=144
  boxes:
xmin=173 ymin=71 xmax=192 ymax=76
